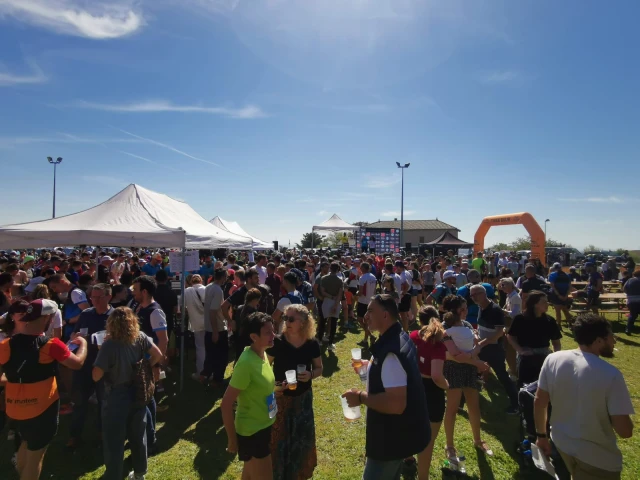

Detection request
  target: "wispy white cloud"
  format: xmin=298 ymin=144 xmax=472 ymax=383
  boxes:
xmin=116 ymin=150 xmax=155 ymax=164
xmin=70 ymin=100 xmax=267 ymax=119
xmin=558 ymin=196 xmax=639 ymax=204
xmin=380 ymin=210 xmax=416 ymax=217
xmin=317 ymin=210 xmax=329 ymax=216
xmin=114 ymin=127 xmax=222 ymax=168
xmin=365 ymin=173 xmax=401 ymax=189
xmin=0 ymin=60 xmax=47 ymax=87
xmin=0 ymin=0 xmax=144 ymax=39
xmin=478 ymin=70 xmax=520 ymax=85
xmin=0 ymin=133 xmax=140 ymax=148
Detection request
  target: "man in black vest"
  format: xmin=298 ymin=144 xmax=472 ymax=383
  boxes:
xmin=342 ymin=294 xmax=430 ymax=479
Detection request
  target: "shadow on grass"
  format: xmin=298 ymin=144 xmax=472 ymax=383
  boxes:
xmin=321 ymin=350 xmax=340 ymax=378
xmin=186 ymin=404 xmax=235 ymax=478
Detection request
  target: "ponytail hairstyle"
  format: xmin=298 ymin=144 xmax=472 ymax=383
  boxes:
xmin=442 ymin=294 xmax=467 ymax=326
xmin=418 ymin=305 xmax=444 ymax=343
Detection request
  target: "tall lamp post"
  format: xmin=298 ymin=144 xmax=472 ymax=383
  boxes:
xmin=395 ymin=162 xmax=410 ymax=250
xmin=47 ymin=157 xmax=63 ymax=218
xmin=544 ymin=218 xmax=550 ymax=242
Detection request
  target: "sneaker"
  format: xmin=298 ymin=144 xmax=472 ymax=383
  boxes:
xmin=327 ymin=344 xmax=337 ymax=352
xmin=506 ymin=406 xmax=520 ymax=415
xmin=128 ymin=471 xmax=145 ymax=480
xmin=322 ymin=335 xmax=330 ymax=343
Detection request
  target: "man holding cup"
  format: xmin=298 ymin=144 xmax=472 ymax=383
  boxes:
xmin=67 ymin=283 xmax=114 ymax=449
xmin=342 ymin=294 xmax=430 ymax=479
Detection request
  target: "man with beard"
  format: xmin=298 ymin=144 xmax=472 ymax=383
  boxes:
xmin=534 ymin=313 xmax=634 ymax=478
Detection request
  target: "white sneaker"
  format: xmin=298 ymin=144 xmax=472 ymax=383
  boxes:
xmin=328 ymin=344 xmax=337 ymax=352
xmin=322 ymin=335 xmax=330 ymax=343
xmin=128 ymin=472 xmax=145 ymax=480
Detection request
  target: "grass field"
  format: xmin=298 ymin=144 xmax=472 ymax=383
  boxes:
xmin=1 ymin=313 xmax=638 ymax=479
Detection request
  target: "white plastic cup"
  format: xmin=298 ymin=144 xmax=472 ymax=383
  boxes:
xmin=297 ymin=364 xmax=306 ymax=374
xmin=351 ymin=348 xmax=362 ymax=361
xmin=340 ymin=396 xmax=361 ymax=421
xmin=92 ymin=330 xmax=107 ymax=346
xmin=285 ymin=370 xmax=297 ymax=384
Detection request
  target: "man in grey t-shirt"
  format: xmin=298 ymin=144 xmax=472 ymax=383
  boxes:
xmin=535 ymin=314 xmax=634 ymax=478
xmin=199 ymin=268 xmax=228 ymax=386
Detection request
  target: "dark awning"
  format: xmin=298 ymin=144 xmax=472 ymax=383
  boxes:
xmin=423 ymin=231 xmax=473 ymax=247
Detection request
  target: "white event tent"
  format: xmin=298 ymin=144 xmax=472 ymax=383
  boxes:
xmin=311 ymin=214 xmax=359 ymax=247
xmin=0 ymin=184 xmax=254 ymax=391
xmin=210 ymin=216 xmax=272 ymax=250
xmin=0 ymin=184 xmax=253 ymax=250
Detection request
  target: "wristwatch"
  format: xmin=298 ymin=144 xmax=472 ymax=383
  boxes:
xmin=535 ymin=432 xmax=548 ymax=439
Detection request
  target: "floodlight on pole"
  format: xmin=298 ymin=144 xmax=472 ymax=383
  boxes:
xmin=47 ymin=156 xmax=63 ymax=218
xmin=396 ymin=162 xmax=410 ymax=250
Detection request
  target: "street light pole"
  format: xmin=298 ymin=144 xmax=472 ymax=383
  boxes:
xmin=47 ymin=157 xmax=63 ymax=218
xmin=395 ymin=162 xmax=410 ymax=250
xmin=544 ymin=219 xmax=550 ymax=242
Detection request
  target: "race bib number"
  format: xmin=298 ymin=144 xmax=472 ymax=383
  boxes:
xmin=266 ymin=392 xmax=277 ymax=419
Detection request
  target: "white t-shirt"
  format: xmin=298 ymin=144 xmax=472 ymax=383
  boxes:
xmin=46 ymin=310 xmax=63 ymax=338
xmin=184 ymin=284 xmax=206 ymax=332
xmin=445 ymin=325 xmax=475 ymax=353
xmin=150 ymin=308 xmax=167 ymax=332
xmin=366 ymin=352 xmax=408 ymax=392
xmin=538 ymin=350 xmax=635 ymax=472
xmin=504 ymin=290 xmax=522 ymax=318
xmin=358 ymin=273 xmax=377 ymax=305
xmin=254 ymin=265 xmax=267 ymax=285
xmin=434 ymin=272 xmax=442 ymax=286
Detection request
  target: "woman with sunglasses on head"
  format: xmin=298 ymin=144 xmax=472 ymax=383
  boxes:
xmin=440 ymin=295 xmax=492 ymax=461
xmin=222 ymin=312 xmax=278 ymax=480
xmin=267 ymin=304 xmax=323 ymax=480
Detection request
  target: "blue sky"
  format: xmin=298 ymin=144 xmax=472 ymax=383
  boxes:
xmin=1 ymin=0 xmax=639 ymax=250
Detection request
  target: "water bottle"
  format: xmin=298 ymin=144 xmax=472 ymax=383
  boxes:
xmin=458 ymin=455 xmax=466 ymax=474
xmin=522 ymin=439 xmax=531 ymax=449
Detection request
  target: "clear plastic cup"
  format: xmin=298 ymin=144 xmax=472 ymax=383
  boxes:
xmin=79 ymin=328 xmax=89 ymax=336
xmin=340 ymin=396 xmax=361 ymax=421
xmin=351 ymin=348 xmax=362 ymax=368
xmin=297 ymin=364 xmax=306 ymax=374
xmin=285 ymin=370 xmax=297 ymax=390
xmin=92 ymin=330 xmax=107 ymax=346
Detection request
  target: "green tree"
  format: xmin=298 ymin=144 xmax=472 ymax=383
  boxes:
xmin=489 ymin=242 xmax=511 ymax=251
xmin=615 ymin=248 xmax=626 ymax=256
xmin=296 ymin=232 xmax=326 ymax=249
xmin=584 ymin=244 xmax=602 ymax=253
xmin=511 ymin=236 xmax=532 ymax=251
xmin=545 ymin=238 xmax=566 ymax=247
xmin=325 ymin=232 xmax=347 ymax=248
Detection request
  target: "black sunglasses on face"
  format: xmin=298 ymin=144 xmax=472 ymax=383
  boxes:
xmin=282 ymin=315 xmax=296 ymax=322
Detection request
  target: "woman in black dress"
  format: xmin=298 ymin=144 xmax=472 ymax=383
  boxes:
xmin=506 ymin=290 xmax=562 ymax=387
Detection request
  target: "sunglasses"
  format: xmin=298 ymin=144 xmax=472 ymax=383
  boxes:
xmin=282 ymin=315 xmax=297 ymax=323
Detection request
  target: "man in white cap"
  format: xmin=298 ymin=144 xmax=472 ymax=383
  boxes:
xmin=425 ymin=270 xmax=458 ymax=313
xmin=0 ymin=299 xmax=87 ymax=480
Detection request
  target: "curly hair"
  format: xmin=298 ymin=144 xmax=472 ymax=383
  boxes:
xmin=283 ymin=304 xmax=317 ymax=340
xmin=106 ymin=307 xmax=140 ymax=344
xmin=31 ymin=284 xmax=51 ymax=300
xmin=442 ymin=294 xmax=467 ymax=326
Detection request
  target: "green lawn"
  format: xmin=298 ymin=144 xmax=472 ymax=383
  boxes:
xmin=1 ymin=313 xmax=638 ymax=479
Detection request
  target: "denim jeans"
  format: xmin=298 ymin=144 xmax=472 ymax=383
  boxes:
xmin=627 ymin=303 xmax=640 ymax=331
xmin=362 ymin=457 xmax=403 ymax=480
xmin=478 ymin=343 xmax=519 ymax=408
xmin=102 ymin=385 xmax=147 ymax=480
xmin=146 ymin=396 xmax=156 ymax=448
xmin=70 ymin=369 xmax=104 ymax=440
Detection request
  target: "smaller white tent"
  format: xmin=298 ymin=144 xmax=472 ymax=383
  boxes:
xmin=210 ymin=216 xmax=272 ymax=250
xmin=312 ymin=214 xmax=359 ymax=232
xmin=0 ymin=184 xmax=253 ymax=249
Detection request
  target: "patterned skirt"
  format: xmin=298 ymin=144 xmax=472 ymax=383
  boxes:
xmin=443 ymin=360 xmax=479 ymax=390
xmin=270 ymin=389 xmax=318 ymax=480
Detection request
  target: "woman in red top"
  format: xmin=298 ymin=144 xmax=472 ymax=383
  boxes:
xmin=409 ymin=305 xmax=449 ymax=479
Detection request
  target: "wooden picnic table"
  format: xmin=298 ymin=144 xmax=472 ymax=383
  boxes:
xmin=600 ymin=293 xmax=627 ymax=300
xmin=571 ymin=281 xmax=621 ymax=287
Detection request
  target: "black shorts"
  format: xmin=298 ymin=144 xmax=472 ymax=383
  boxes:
xmin=348 ymin=287 xmax=358 ymax=296
xmin=399 ymin=293 xmax=411 ymax=313
xmin=237 ymin=425 xmax=272 ymax=462
xmin=12 ymin=399 xmax=59 ymax=451
xmin=357 ymin=302 xmax=368 ymax=318
xmin=422 ymin=377 xmax=445 ymax=423
xmin=548 ymin=292 xmax=572 ymax=307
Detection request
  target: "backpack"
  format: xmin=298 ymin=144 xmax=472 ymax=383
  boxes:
xmin=132 ymin=336 xmax=155 ymax=408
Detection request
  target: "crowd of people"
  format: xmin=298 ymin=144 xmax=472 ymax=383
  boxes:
xmin=0 ymin=245 xmax=636 ymax=479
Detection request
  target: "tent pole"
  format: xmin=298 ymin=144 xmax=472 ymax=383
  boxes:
xmin=179 ymin=239 xmax=187 ymax=392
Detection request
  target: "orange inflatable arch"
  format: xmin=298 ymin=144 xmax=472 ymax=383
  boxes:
xmin=473 ymin=212 xmax=546 ymax=265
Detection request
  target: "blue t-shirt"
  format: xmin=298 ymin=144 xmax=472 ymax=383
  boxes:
xmin=199 ymin=263 xmax=215 ymax=280
xmin=588 ymin=271 xmax=603 ymax=293
xmin=430 ymin=284 xmax=458 ymax=305
xmin=457 ymin=283 xmax=495 ymax=324
xmin=141 ymin=263 xmax=162 ymax=277
xmin=548 ymin=271 xmax=571 ymax=295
